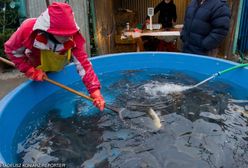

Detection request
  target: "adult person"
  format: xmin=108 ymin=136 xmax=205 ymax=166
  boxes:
xmin=154 ymin=0 xmax=177 ymax=29
xmin=180 ymin=0 xmax=231 ymax=56
xmin=4 ymin=2 xmax=105 ymax=111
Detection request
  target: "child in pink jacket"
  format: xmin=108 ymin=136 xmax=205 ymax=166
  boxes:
xmin=4 ymin=2 xmax=105 ymax=111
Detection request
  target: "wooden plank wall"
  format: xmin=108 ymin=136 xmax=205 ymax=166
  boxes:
xmin=67 ymin=0 xmax=90 ymax=55
xmin=94 ymin=0 xmax=116 ymax=55
xmin=26 ymin=0 xmax=47 ymax=18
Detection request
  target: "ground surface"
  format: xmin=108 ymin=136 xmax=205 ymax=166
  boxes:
xmin=0 ymin=70 xmax=27 ymax=99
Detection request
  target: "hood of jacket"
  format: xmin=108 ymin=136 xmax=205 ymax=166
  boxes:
xmin=33 ymin=2 xmax=79 ymax=36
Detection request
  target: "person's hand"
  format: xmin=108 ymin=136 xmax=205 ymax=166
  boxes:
xmin=25 ymin=67 xmax=47 ymax=81
xmin=90 ymin=89 xmax=105 ymax=111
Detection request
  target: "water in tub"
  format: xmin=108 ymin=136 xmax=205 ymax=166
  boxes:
xmin=12 ymin=69 xmax=248 ymax=168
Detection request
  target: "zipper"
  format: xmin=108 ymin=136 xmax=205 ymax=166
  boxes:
xmin=200 ymin=0 xmax=206 ymax=5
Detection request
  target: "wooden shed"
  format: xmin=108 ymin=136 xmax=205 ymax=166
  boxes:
xmin=24 ymin=0 xmax=243 ymax=61
xmin=94 ymin=0 xmax=192 ymax=55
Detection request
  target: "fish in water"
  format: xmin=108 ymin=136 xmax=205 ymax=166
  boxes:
xmin=146 ymin=108 xmax=162 ymax=129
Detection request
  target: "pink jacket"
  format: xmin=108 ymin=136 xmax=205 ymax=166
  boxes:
xmin=4 ymin=2 xmax=100 ymax=94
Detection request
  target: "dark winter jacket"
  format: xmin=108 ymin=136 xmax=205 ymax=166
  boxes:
xmin=154 ymin=0 xmax=177 ymax=28
xmin=180 ymin=0 xmax=231 ymax=55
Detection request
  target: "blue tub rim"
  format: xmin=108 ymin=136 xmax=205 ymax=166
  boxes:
xmin=1 ymin=52 xmax=248 ymax=163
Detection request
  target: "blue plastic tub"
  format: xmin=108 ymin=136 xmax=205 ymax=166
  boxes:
xmin=0 ymin=52 xmax=248 ymax=163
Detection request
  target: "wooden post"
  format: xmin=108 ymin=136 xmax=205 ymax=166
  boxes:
xmin=45 ymin=0 xmax=50 ymax=7
xmin=136 ymin=37 xmax=144 ymax=52
xmin=224 ymin=0 xmax=240 ymax=60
